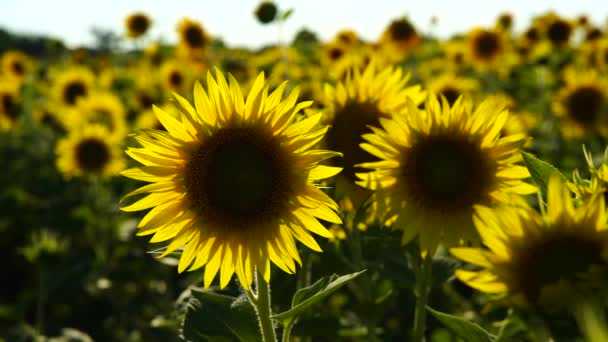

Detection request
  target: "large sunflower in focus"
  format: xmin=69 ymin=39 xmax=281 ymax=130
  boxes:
xmin=467 ymin=28 xmax=507 ymax=69
xmin=553 ymin=69 xmax=608 ymax=138
xmin=452 ymin=177 xmax=608 ymax=309
xmin=121 ymin=69 xmax=343 ymax=289
xmin=322 ymin=62 xmax=425 ymax=202
xmin=56 ymin=124 xmax=125 ymax=179
xmin=356 ymin=95 xmax=535 ymax=254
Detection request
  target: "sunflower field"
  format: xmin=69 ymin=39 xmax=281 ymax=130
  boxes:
xmin=4 ymin=3 xmax=608 ymax=341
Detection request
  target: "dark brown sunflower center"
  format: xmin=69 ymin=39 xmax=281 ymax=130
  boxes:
xmin=75 ymin=138 xmax=110 ymax=172
xmin=389 ymin=19 xmax=416 ymax=41
xmin=547 ymin=20 xmax=572 ymax=45
xmin=185 ymin=127 xmax=293 ymax=228
xmin=473 ymin=31 xmax=500 ymax=59
xmin=12 ymin=61 xmax=24 ymax=75
xmin=403 ymin=136 xmax=492 ymax=210
xmin=525 ymin=27 xmax=539 ymax=42
xmin=565 ymin=86 xmax=604 ymax=124
xmin=440 ymin=87 xmax=461 ymax=106
xmin=137 ymin=93 xmax=155 ymax=109
xmin=63 ymin=81 xmax=87 ymax=105
xmin=1 ymin=93 xmax=19 ymax=120
xmin=329 ymin=47 xmax=344 ymax=61
xmin=327 ymin=101 xmax=388 ymax=183
xmin=169 ymin=71 xmax=183 ymax=88
xmin=586 ymin=28 xmax=602 ymax=42
xmin=129 ymin=15 xmax=150 ymax=35
xmin=515 ymin=233 xmax=604 ymax=302
xmin=184 ymin=26 xmax=205 ymax=48
xmin=255 ymin=1 xmax=278 ymax=24
xmin=498 ymin=14 xmax=513 ymax=29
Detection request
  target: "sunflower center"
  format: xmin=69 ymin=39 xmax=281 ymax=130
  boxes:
xmin=516 ymin=233 xmax=604 ymax=302
xmin=2 ymin=93 xmax=19 ymax=120
xmin=63 ymin=81 xmax=87 ymax=105
xmin=327 ymin=101 xmax=388 ymax=182
xmin=440 ymin=87 xmax=461 ymax=106
xmin=565 ymin=86 xmax=604 ymax=124
xmin=255 ymin=2 xmax=278 ymax=24
xmin=473 ymin=31 xmax=500 ymax=59
xmin=184 ymin=26 xmax=205 ymax=48
xmin=129 ymin=15 xmax=150 ymax=35
xmin=185 ymin=127 xmax=292 ymax=228
xmin=525 ymin=27 xmax=539 ymax=42
xmin=138 ymin=93 xmax=155 ymax=109
xmin=12 ymin=61 xmax=24 ymax=75
xmin=547 ymin=20 xmax=572 ymax=45
xmin=389 ymin=19 xmax=416 ymax=41
xmin=329 ymin=47 xmax=344 ymax=61
xmin=404 ymin=136 xmax=492 ymax=210
xmin=75 ymin=138 xmax=110 ymax=172
xmin=586 ymin=28 xmax=602 ymax=42
xmin=169 ymin=71 xmax=183 ymax=88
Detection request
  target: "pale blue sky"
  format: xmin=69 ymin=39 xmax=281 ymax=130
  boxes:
xmin=1 ymin=0 xmax=607 ymax=48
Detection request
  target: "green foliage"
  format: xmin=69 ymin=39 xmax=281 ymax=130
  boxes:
xmin=427 ymin=306 xmax=496 ymax=342
xmin=522 ymin=151 xmax=567 ymax=198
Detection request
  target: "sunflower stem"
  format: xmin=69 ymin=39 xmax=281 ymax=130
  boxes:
xmin=413 ymin=253 xmax=433 ymax=342
xmin=249 ymin=271 xmax=277 ymax=342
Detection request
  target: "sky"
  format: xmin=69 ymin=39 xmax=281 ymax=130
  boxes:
xmin=1 ymin=0 xmax=607 ymax=48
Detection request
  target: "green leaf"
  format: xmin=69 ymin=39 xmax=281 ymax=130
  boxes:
xmin=182 ymin=288 xmax=262 ymax=342
xmin=271 ymin=270 xmax=365 ymax=325
xmin=427 ymin=306 xmax=495 ymax=342
xmin=281 ymin=8 xmax=294 ymax=21
xmin=521 ymin=151 xmax=566 ymax=197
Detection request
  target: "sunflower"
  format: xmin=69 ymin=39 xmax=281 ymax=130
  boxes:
xmin=67 ymin=92 xmax=128 ymax=139
xmin=125 ymin=12 xmax=152 ymax=39
xmin=321 ymin=62 xmax=425 ymax=203
xmin=544 ymin=15 xmax=573 ymax=48
xmin=552 ymin=69 xmax=608 ymax=138
xmin=452 ymin=177 xmax=608 ymax=309
xmin=177 ymin=18 xmax=209 ymax=57
xmin=426 ymin=73 xmax=480 ymax=107
xmin=356 ymin=95 xmax=536 ymax=254
xmin=467 ymin=28 xmax=507 ymax=69
xmin=0 ymin=83 xmax=20 ymax=131
xmin=51 ymin=67 xmax=95 ymax=108
xmin=120 ymin=68 xmax=343 ymax=289
xmin=56 ymin=124 xmax=125 ymax=179
xmin=496 ymin=12 xmax=514 ymax=31
xmin=1 ymin=50 xmax=31 ymax=84
xmin=160 ymin=60 xmax=189 ymax=94
xmin=379 ymin=17 xmax=420 ymax=61
xmin=254 ymin=1 xmax=278 ymax=24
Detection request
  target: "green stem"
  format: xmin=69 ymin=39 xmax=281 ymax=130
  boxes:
xmin=282 ymin=323 xmax=293 ymax=342
xmin=413 ymin=254 xmax=433 ymax=342
xmin=247 ymin=271 xmax=278 ymax=342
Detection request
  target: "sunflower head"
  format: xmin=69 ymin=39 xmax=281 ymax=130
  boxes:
xmin=356 ymin=95 xmax=535 ymax=254
xmin=426 ymin=73 xmax=480 ymax=107
xmin=254 ymin=1 xmax=278 ymax=24
xmin=56 ymin=124 xmax=125 ymax=179
xmin=380 ymin=17 xmax=420 ymax=60
xmin=51 ymin=67 xmax=95 ymax=108
xmin=0 ymin=83 xmax=21 ymax=131
xmin=467 ymin=28 xmax=506 ymax=68
xmin=1 ymin=50 xmax=31 ymax=82
xmin=553 ymin=69 xmax=608 ymax=138
xmin=545 ymin=17 xmax=573 ymax=47
xmin=65 ymin=92 xmax=128 ymax=139
xmin=160 ymin=60 xmax=189 ymax=93
xmin=125 ymin=12 xmax=151 ymax=39
xmin=452 ymin=177 xmax=608 ymax=309
xmin=177 ymin=18 xmax=208 ymax=53
xmin=121 ymin=68 xmax=343 ymax=289
xmin=321 ymin=62 xmax=425 ymax=202
xmin=496 ymin=13 xmax=514 ymax=31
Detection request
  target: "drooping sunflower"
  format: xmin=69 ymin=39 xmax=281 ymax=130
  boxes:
xmin=467 ymin=28 xmax=507 ymax=69
xmin=121 ymin=69 xmax=343 ymax=289
xmin=125 ymin=12 xmax=152 ymax=39
xmin=552 ymin=69 xmax=608 ymax=138
xmin=0 ymin=83 xmax=20 ymax=131
xmin=177 ymin=18 xmax=209 ymax=57
xmin=56 ymin=124 xmax=125 ymax=179
xmin=321 ymin=62 xmax=425 ymax=202
xmin=356 ymin=95 xmax=536 ymax=254
xmin=452 ymin=177 xmax=608 ymax=309
xmin=51 ymin=67 xmax=95 ymax=108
